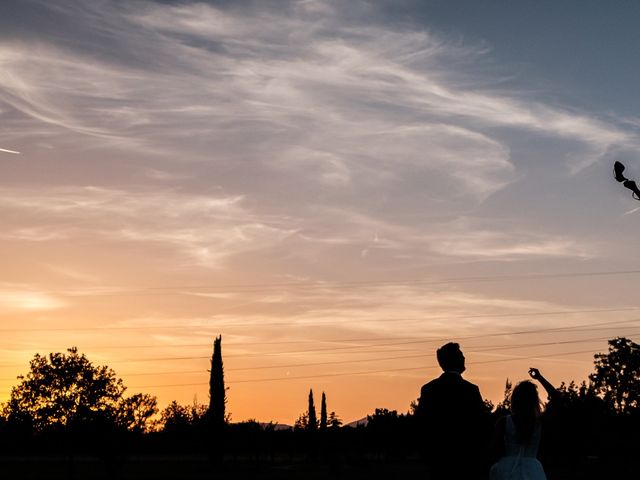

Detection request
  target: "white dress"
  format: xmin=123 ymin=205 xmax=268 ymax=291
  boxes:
xmin=490 ymin=415 xmax=547 ymax=480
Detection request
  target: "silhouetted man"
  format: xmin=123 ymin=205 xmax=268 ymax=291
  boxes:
xmin=416 ymin=342 xmax=487 ymax=480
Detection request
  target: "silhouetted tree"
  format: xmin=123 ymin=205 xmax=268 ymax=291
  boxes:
xmin=320 ymin=392 xmax=327 ymax=430
xmin=307 ymin=389 xmax=317 ymax=431
xmin=409 ymin=398 xmax=419 ymax=415
xmin=160 ymin=401 xmax=192 ymax=433
xmin=208 ymin=335 xmax=226 ymax=428
xmin=494 ymin=378 xmax=513 ymax=416
xmin=367 ymin=408 xmax=399 ymax=429
xmin=366 ymin=408 xmax=410 ymax=455
xmin=483 ymin=399 xmax=495 ymax=414
xmin=328 ymin=411 xmax=342 ymax=428
xmin=589 ymin=337 xmax=639 ymax=413
xmin=294 ymin=412 xmax=308 ymax=431
xmin=118 ymin=393 xmax=158 ymax=433
xmin=2 ymin=347 xmax=139 ymax=432
xmin=190 ymin=401 xmax=209 ymax=424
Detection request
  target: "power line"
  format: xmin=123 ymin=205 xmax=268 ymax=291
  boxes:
xmin=227 ymin=334 xmax=621 ymax=371
xmin=0 ymin=347 xmax=421 ymax=370
xmin=1 ymin=319 xmax=636 ymax=352
xmin=0 ymin=319 xmax=636 ymax=368
xmin=47 ymin=268 xmax=640 ymax=297
xmin=122 ymin=335 xmax=611 ymax=375
xmin=127 ymin=348 xmax=600 ymax=388
xmin=2 ymin=331 xmax=634 ymax=392
xmin=0 ymin=347 xmax=430 ymax=376
xmin=220 ymin=318 xmax=640 ymax=358
xmin=1 ymin=307 xmax=639 ymax=333
xmin=72 ymin=318 xmax=640 ymax=361
xmin=1 ymin=334 xmax=629 ymax=382
xmin=119 ymin=335 xmax=628 ymax=374
xmin=229 ymin=347 xmax=601 ymax=384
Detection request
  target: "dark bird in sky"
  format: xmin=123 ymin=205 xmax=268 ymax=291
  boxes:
xmin=613 ymin=161 xmax=640 ymax=200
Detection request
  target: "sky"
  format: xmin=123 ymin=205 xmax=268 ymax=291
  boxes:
xmin=1 ymin=0 xmax=639 ymax=424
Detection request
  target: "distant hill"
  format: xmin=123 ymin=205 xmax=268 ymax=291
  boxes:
xmin=258 ymin=422 xmax=292 ymax=431
xmin=344 ymin=417 xmax=368 ymax=428
xmin=251 ymin=418 xmax=369 ymax=430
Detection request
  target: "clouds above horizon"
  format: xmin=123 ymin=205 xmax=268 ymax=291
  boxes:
xmin=1 ymin=2 xmax=634 ymax=172
xmin=0 ymin=0 xmax=637 ymax=288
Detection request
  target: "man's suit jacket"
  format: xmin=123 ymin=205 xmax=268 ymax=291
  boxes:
xmin=417 ymin=372 xmax=486 ymax=459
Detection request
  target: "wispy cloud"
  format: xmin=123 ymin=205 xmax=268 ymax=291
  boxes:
xmin=0 ymin=186 xmax=296 ymax=268
xmin=0 ymin=284 xmax=65 ymax=312
xmin=427 ymin=230 xmax=591 ymax=260
xmin=0 ymin=1 xmax=631 ymax=303
xmin=0 ymin=227 xmax=67 ymax=242
xmin=94 ymin=284 xmax=568 ymax=342
xmin=1 ymin=0 xmax=633 ymax=203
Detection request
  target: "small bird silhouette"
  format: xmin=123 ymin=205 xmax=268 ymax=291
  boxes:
xmin=613 ymin=161 xmax=640 ymax=200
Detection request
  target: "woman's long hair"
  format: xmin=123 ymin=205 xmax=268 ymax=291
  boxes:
xmin=510 ymin=380 xmax=542 ymax=443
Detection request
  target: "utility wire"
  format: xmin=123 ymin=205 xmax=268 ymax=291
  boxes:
xmin=111 ymin=335 xmax=614 ymax=377
xmin=1 ymin=307 xmax=639 ymax=333
xmin=1 ymin=333 xmax=632 ymax=381
xmin=0 ymin=319 xmax=637 ymax=368
xmin=1 ymin=320 xmax=636 ymax=352
xmin=118 ymin=334 xmax=633 ymax=375
xmin=74 ymin=318 xmax=640 ymax=362
xmin=217 ymin=318 xmax=640 ymax=359
xmin=127 ymin=348 xmax=599 ymax=388
xmin=47 ymin=268 xmax=640 ymax=297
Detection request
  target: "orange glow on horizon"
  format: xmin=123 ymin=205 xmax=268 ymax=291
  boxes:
xmin=1 ymin=282 xmax=637 ymax=424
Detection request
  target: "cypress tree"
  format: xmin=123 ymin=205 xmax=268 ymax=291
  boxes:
xmin=208 ymin=335 xmax=226 ymax=428
xmin=307 ymin=389 xmax=317 ymax=431
xmin=320 ymin=392 xmax=327 ymax=430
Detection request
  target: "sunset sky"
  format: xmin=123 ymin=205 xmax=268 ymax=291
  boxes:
xmin=1 ymin=0 xmax=640 ymax=424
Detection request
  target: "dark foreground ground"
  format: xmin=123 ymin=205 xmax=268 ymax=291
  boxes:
xmin=0 ymin=454 xmax=635 ymax=480
xmin=0 ymin=455 xmax=426 ymax=480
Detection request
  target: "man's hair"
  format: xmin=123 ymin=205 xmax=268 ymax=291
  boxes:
xmin=436 ymin=342 xmax=464 ymax=372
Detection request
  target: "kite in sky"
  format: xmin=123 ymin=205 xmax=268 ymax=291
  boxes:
xmin=613 ymin=161 xmax=640 ymax=201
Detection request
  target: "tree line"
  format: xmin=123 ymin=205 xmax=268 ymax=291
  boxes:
xmin=293 ymin=390 xmax=342 ymax=430
xmin=0 ymin=335 xmax=637 ymax=476
xmin=0 ymin=334 xmax=227 ymax=436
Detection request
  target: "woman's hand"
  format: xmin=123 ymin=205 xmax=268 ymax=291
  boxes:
xmin=528 ymin=368 xmax=541 ymax=380
xmin=529 ymin=367 xmax=559 ymax=401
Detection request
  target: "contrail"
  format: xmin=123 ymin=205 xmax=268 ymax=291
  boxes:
xmin=624 ymin=206 xmax=640 ymax=215
xmin=0 ymin=147 xmax=20 ymax=155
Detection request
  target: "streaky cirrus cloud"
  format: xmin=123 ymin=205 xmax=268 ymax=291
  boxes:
xmin=0 ymin=1 xmax=634 ymax=199
xmin=0 ymin=186 xmax=296 ymax=268
xmin=0 ymin=0 xmax=634 ymax=287
xmin=0 ymin=283 xmax=65 ymax=312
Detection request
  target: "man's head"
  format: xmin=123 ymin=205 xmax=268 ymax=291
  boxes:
xmin=436 ymin=342 xmax=466 ymax=373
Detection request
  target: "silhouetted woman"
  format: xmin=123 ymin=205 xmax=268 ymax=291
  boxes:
xmin=490 ymin=368 xmax=558 ymax=480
